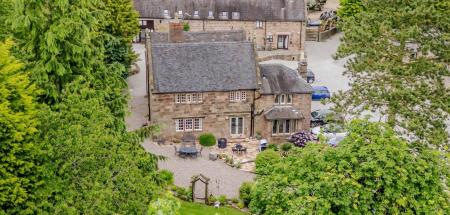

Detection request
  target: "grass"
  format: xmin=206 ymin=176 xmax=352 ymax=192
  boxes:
xmin=180 ymin=201 xmax=248 ymax=215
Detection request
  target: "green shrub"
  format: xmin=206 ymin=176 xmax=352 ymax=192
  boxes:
xmin=280 ymin=142 xmax=293 ymax=152
xmin=255 ymin=150 xmax=281 ymax=175
xmin=231 ymin=197 xmax=239 ymax=204
xmin=183 ymin=22 xmax=190 ymax=31
xmin=239 ymin=182 xmax=254 ymax=207
xmin=199 ymin=133 xmax=216 ymax=147
xmin=172 ymin=186 xmax=192 ymax=202
xmin=158 ymin=169 xmax=174 ymax=186
xmin=267 ymin=143 xmax=278 ymax=151
xmin=237 ymin=201 xmax=245 ymax=209
xmin=217 ymin=195 xmax=227 ymax=205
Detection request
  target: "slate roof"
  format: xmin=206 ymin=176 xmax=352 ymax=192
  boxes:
xmin=259 ymin=64 xmax=313 ymax=94
xmin=264 ymin=106 xmax=304 ymax=120
xmin=134 ymin=0 xmax=306 ymax=21
xmin=151 ymin=41 xmax=258 ymax=93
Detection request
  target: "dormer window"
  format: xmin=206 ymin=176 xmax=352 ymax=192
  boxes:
xmin=256 ymin=20 xmax=263 ymax=29
xmin=275 ymin=94 xmax=292 ymax=104
xmin=193 ymin=10 xmax=200 ymax=19
xmin=163 ymin=10 xmax=170 ymax=19
xmin=232 ymin=12 xmax=240 ymax=20
xmin=219 ymin=12 xmax=228 ymax=19
xmin=208 ymin=11 xmax=214 ymax=19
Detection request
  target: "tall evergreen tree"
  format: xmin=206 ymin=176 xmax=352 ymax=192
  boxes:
xmin=333 ymin=0 xmax=450 ymax=147
xmin=0 ymin=39 xmax=41 ymax=214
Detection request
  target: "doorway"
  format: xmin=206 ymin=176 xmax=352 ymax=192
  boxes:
xmin=277 ymin=35 xmax=289 ymax=49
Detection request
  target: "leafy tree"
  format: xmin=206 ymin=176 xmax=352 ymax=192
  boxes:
xmin=0 ymin=0 xmax=12 ymax=40
xmin=254 ymin=150 xmax=280 ymax=175
xmin=334 ymin=0 xmax=450 ymax=147
xmin=249 ymin=120 xmax=450 ymax=214
xmin=338 ymin=0 xmax=364 ymax=19
xmin=0 ymin=40 xmax=40 ymax=214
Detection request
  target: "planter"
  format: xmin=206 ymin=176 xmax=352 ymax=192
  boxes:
xmin=209 ymin=152 xmax=218 ymax=161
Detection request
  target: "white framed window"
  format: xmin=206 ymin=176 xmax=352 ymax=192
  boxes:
xmin=232 ymin=12 xmax=240 ymax=20
xmin=267 ymin=35 xmax=273 ymax=42
xmin=272 ymin=119 xmax=297 ymax=135
xmin=230 ymin=91 xmax=247 ymax=102
xmin=178 ymin=10 xmax=183 ymax=18
xmin=256 ymin=20 xmax=263 ymax=29
xmin=175 ymin=118 xmax=203 ymax=132
xmin=230 ymin=117 xmax=244 ymax=135
xmin=275 ymin=94 xmax=292 ymax=104
xmin=176 ymin=119 xmax=184 ymax=131
xmin=194 ymin=118 xmax=202 ymax=131
xmin=175 ymin=93 xmax=202 ymax=104
xmin=219 ymin=12 xmax=228 ymax=19
xmin=163 ymin=10 xmax=170 ymax=18
xmin=208 ymin=11 xmax=214 ymax=19
xmin=193 ymin=11 xmax=200 ymax=18
xmin=185 ymin=118 xmax=193 ymax=131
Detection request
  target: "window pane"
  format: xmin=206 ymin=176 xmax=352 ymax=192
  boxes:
xmin=287 ymin=95 xmax=292 ymax=103
xmin=238 ymin=117 xmax=243 ymax=134
xmin=275 ymin=95 xmax=279 ymax=104
xmin=231 ymin=118 xmax=237 ymax=134
xmin=281 ymin=95 xmax=285 ymax=103
xmin=273 ymin=120 xmax=278 ymax=134
xmin=285 ymin=120 xmax=290 ymax=133
xmin=185 ymin=119 xmax=193 ymax=130
xmin=278 ymin=120 xmax=284 ymax=133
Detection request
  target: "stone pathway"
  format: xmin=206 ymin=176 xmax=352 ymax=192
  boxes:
xmin=126 ymin=44 xmax=255 ymax=198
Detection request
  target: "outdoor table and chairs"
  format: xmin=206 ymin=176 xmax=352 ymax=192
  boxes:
xmin=232 ymin=143 xmax=247 ymax=155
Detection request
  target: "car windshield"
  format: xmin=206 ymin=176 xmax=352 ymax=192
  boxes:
xmin=311 ymin=111 xmax=319 ymax=117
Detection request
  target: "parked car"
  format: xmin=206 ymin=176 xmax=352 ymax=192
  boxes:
xmin=307 ymin=69 xmax=315 ymax=83
xmin=312 ymin=86 xmax=331 ymax=101
xmin=310 ymin=109 xmax=333 ymax=126
xmin=311 ymin=123 xmax=347 ymax=141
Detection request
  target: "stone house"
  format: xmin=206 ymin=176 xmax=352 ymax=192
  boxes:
xmin=145 ymin=24 xmax=312 ymax=143
xmin=134 ymin=0 xmax=307 ymax=51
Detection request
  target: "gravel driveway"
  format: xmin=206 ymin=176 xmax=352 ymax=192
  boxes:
xmin=127 ymin=44 xmax=254 ymax=198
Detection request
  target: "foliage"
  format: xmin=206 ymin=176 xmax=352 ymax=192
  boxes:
xmin=172 ymin=186 xmax=192 ymax=202
xmin=231 ymin=198 xmax=239 ymax=204
xmin=179 ymin=201 xmax=247 ymax=215
xmin=255 ymin=150 xmax=280 ymax=175
xmin=338 ymin=0 xmax=364 ymax=19
xmin=158 ymin=170 xmax=174 ymax=186
xmin=249 ymin=120 xmax=450 ymax=214
xmin=183 ymin=22 xmax=190 ymax=32
xmin=287 ymin=131 xmax=314 ymax=147
xmin=239 ymin=182 xmax=254 ymax=207
xmin=217 ymin=195 xmax=228 ymax=205
xmin=7 ymin=1 xmax=173 ymax=214
xmin=0 ymin=40 xmax=41 ymax=214
xmin=267 ymin=143 xmax=278 ymax=151
xmin=199 ymin=133 xmax=216 ymax=147
xmin=334 ymin=0 xmax=450 ymax=147
xmin=280 ymin=142 xmax=293 ymax=152
xmin=148 ymin=192 xmax=181 ymax=215
xmin=237 ymin=201 xmax=245 ymax=209
xmin=0 ymin=0 xmax=12 ymax=40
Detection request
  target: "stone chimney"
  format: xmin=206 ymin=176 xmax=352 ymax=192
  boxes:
xmin=169 ymin=22 xmax=185 ymax=43
xmin=298 ymin=52 xmax=307 ymax=80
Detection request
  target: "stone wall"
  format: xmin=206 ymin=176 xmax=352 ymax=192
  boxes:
xmin=254 ymin=94 xmax=311 ymax=143
xmin=150 ymin=91 xmax=255 ymax=141
xmin=149 ymin=19 xmax=305 ymax=51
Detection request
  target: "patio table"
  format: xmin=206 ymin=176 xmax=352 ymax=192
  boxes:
xmin=179 ymin=146 xmax=198 ymax=158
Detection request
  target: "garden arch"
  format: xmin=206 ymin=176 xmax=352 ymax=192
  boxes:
xmin=191 ymin=174 xmax=210 ymax=204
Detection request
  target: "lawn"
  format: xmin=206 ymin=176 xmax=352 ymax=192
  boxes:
xmin=180 ymin=201 xmax=248 ymax=215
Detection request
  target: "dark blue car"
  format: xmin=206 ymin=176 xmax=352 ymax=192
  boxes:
xmin=312 ymin=86 xmax=331 ymax=101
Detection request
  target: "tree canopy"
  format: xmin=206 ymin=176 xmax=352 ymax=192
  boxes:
xmin=249 ymin=120 xmax=450 ymax=215
xmin=333 ymin=0 xmax=450 ymax=147
xmin=0 ymin=0 xmax=172 ymax=213
xmin=0 ymin=40 xmax=41 ymax=214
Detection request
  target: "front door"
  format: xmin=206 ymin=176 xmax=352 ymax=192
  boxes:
xmin=230 ymin=117 xmax=244 ymax=136
xmin=277 ymin=35 xmax=289 ymax=49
